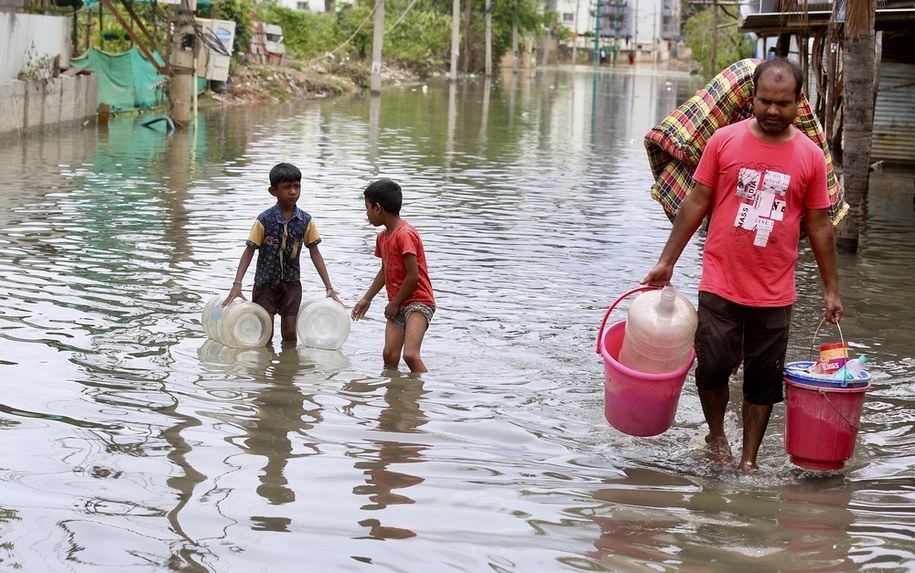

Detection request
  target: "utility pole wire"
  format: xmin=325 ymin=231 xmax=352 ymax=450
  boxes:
xmin=303 ymin=0 xmax=383 ymax=64
xmin=386 ymin=0 xmax=422 ymax=32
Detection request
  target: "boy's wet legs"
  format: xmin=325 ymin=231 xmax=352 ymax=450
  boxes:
xmin=280 ymin=314 xmax=297 ymax=342
xmin=402 ymin=313 xmax=429 ymax=373
xmin=383 ymin=320 xmax=405 ymax=370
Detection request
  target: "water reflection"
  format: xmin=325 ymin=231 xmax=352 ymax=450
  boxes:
xmin=446 ymin=81 xmax=457 ymax=173
xmin=480 ymin=78 xmax=491 ymax=154
xmin=777 ymin=480 xmax=856 ymax=572
xmin=191 ymin=342 xmax=352 ymax=535
xmin=244 ymin=345 xmax=324 ymax=515
xmin=588 ymin=471 xmax=857 ymax=571
xmin=162 ymin=390 xmax=210 ymax=571
xmin=368 ymin=94 xmax=381 ymax=176
xmin=347 ymin=372 xmax=428 ymax=540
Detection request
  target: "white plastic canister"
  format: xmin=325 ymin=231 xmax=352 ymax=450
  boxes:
xmin=201 ymin=296 xmax=272 ymax=348
xmin=619 ymin=285 xmax=698 ymax=375
xmin=296 ymin=297 xmax=351 ymax=350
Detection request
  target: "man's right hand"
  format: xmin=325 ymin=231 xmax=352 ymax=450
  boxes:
xmin=640 ymin=262 xmax=674 ymax=287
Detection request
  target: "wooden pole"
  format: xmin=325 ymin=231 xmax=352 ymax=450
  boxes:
xmin=825 ymin=24 xmax=837 ymax=153
xmin=86 ymin=7 xmax=92 ymax=52
xmin=837 ymin=1 xmax=877 ymax=254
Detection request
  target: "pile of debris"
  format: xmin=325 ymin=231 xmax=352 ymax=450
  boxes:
xmin=211 ymin=63 xmax=361 ymax=105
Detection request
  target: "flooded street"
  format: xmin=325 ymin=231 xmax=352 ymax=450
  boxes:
xmin=0 ymin=64 xmax=913 ymax=572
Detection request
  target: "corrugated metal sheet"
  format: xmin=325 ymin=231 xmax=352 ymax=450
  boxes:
xmin=873 ymin=61 xmax=915 ymax=165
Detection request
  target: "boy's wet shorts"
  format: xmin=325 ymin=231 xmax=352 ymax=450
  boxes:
xmin=392 ymin=302 xmax=435 ymax=334
xmin=252 ymin=281 xmax=302 ymax=317
xmin=695 ymin=291 xmax=792 ymax=406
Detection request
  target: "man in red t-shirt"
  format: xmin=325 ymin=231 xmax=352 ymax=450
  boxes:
xmin=352 ymin=178 xmax=436 ymax=373
xmin=642 ymin=58 xmax=842 ymax=472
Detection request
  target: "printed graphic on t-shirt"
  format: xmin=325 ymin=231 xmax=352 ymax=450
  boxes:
xmin=732 ymin=167 xmax=791 ymax=247
xmin=736 ymin=168 xmax=760 ymax=201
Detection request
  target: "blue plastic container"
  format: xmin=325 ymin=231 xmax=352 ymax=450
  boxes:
xmin=784 ymin=361 xmax=870 ymax=388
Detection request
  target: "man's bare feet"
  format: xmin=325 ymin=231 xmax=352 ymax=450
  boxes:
xmin=705 ymin=435 xmax=733 ymax=467
xmin=738 ymin=459 xmax=759 ymax=474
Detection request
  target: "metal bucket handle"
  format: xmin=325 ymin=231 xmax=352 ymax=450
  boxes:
xmin=595 ymin=286 xmax=659 ymax=355
xmin=818 ymin=388 xmax=861 ymax=431
xmin=810 ymin=317 xmax=846 ymax=361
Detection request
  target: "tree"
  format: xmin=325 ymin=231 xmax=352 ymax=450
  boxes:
xmin=835 ymin=0 xmax=877 ymax=253
xmin=264 ymin=5 xmax=341 ymax=59
xmin=682 ymin=7 xmax=755 ymax=78
xmin=212 ymin=0 xmax=256 ymax=62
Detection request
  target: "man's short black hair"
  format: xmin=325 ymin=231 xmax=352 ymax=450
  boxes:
xmin=753 ymin=58 xmax=805 ymax=99
xmin=364 ymin=178 xmax=402 ymax=215
xmin=269 ymin=163 xmax=302 ymax=188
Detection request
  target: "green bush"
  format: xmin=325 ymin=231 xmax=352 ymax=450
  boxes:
xmin=264 ymin=6 xmax=341 ymax=59
xmin=212 ymin=0 xmax=256 ymax=61
xmin=384 ymin=9 xmax=452 ymax=62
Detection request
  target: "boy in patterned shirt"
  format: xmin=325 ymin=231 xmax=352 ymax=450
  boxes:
xmin=351 ymin=178 xmax=435 ymax=373
xmin=224 ymin=163 xmax=341 ymax=344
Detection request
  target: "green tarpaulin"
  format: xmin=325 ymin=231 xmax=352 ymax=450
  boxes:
xmin=71 ymin=47 xmax=168 ymax=111
xmin=71 ymin=46 xmax=207 ymax=113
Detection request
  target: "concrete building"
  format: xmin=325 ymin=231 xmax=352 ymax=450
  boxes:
xmin=271 ymin=0 xmax=352 ymax=13
xmin=557 ymin=0 xmax=681 ymax=63
xmin=1 ymin=0 xmax=98 ymax=138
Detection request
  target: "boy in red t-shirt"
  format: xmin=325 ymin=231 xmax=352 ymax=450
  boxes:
xmin=351 ymin=179 xmax=435 ymax=373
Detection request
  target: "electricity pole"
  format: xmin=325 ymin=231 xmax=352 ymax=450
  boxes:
xmin=451 ymin=0 xmax=460 ymax=79
xmin=512 ymin=19 xmax=519 ymax=72
xmin=710 ymin=0 xmax=718 ymax=75
xmin=485 ymin=0 xmax=492 ymax=76
xmin=594 ymin=0 xmax=601 ymax=64
xmin=370 ymin=0 xmax=384 ymax=94
xmin=169 ymin=0 xmax=196 ymax=127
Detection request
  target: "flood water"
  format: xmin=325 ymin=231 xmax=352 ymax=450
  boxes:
xmin=1 ymin=64 xmax=914 ymax=572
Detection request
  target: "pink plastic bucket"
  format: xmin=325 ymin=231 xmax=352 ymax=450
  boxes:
xmin=596 ymin=287 xmax=696 ymax=437
xmin=784 ymin=377 xmax=869 ymax=471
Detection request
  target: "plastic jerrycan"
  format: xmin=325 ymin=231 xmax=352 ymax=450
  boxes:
xmin=619 ymin=285 xmax=698 ymax=375
xmin=201 ymin=296 xmax=272 ymax=348
xmin=296 ymin=296 xmax=351 ymax=350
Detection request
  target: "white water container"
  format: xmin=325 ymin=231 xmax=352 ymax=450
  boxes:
xmin=299 ymin=347 xmax=352 ymax=370
xmin=197 ymin=339 xmax=274 ymax=368
xmin=619 ymin=285 xmax=698 ymax=374
xmin=201 ymin=296 xmax=272 ymax=348
xmin=297 ymin=297 xmax=351 ymax=350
